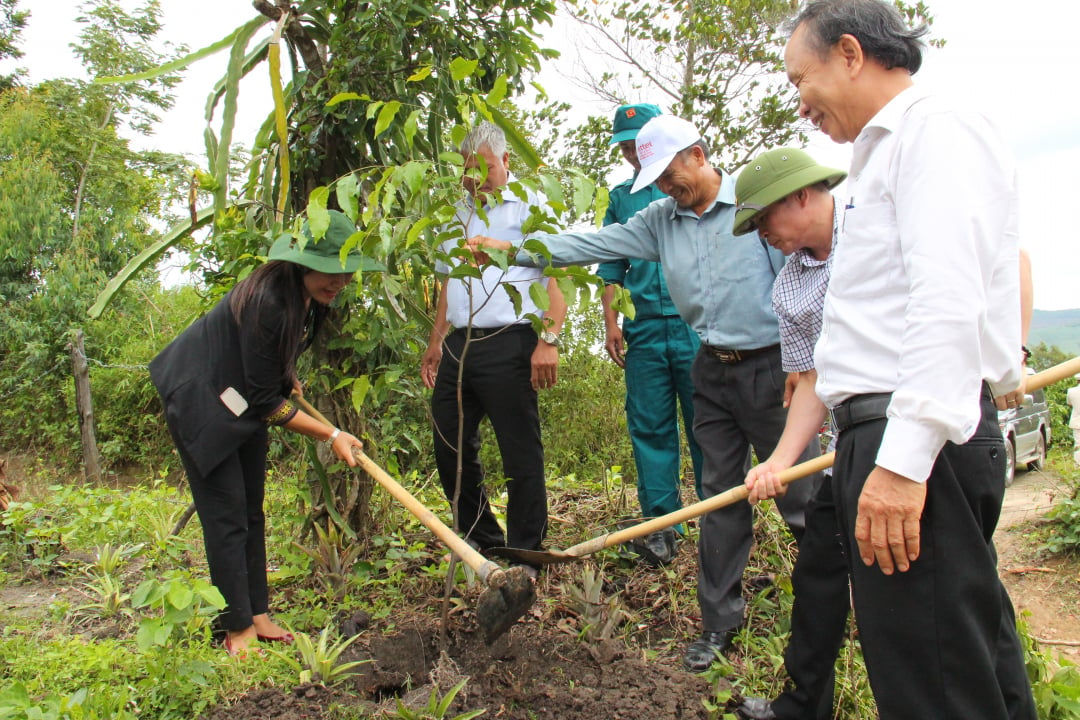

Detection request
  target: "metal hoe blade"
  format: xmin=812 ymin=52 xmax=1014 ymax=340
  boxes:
xmin=476 ymin=566 xmax=537 ymax=643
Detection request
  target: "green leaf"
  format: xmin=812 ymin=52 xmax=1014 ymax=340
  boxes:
xmin=88 ymin=207 xmax=217 ymax=319
xmin=406 ymin=216 xmax=433 ymax=248
xmin=593 ymin=186 xmax=610 ymax=228
xmin=167 ymin=582 xmax=194 ymax=611
xmin=397 ymin=161 xmax=426 ymax=196
xmin=488 ymin=106 xmax=543 ymax=170
xmin=211 ymin=18 xmax=263 ymax=212
xmin=538 ymin=175 xmax=565 ymax=207
xmin=504 ymin=283 xmax=523 ymax=317
xmin=336 ymin=174 xmax=360 ymax=221
xmin=94 ymin=17 xmax=268 ymax=84
xmin=196 ymin=583 xmax=227 ymax=610
xmin=449 ymin=57 xmax=479 ymax=81
xmin=136 ymin=618 xmax=164 ymax=651
xmin=439 ymin=151 xmax=464 ymax=166
xmin=352 ymin=375 xmax=372 ymax=411
xmin=571 ymin=174 xmax=595 ymax=219
xmin=375 ymin=101 xmax=402 ymax=137
xmin=403 ymin=109 xmax=422 ymax=148
xmin=406 ymin=65 xmax=432 ymax=82
xmin=448 ymin=263 xmax=482 ymax=280
xmin=305 ymin=441 xmax=355 ymax=538
xmin=326 ymin=91 xmax=369 ymax=108
xmin=529 ymin=280 xmax=550 ymax=312
xmin=486 ymin=74 xmax=508 ymax=105
xmin=308 ymin=188 xmax=331 ymax=238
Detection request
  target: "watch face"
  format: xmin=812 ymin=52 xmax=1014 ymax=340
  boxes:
xmin=541 ymin=331 xmax=560 ymax=346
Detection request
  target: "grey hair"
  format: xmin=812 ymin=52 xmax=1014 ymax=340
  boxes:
xmin=787 ymin=0 xmax=927 ymax=74
xmin=677 ymin=139 xmax=711 ymax=162
xmin=460 ymin=122 xmax=507 ymax=157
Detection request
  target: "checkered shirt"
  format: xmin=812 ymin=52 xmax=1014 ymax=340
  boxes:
xmin=771 ymin=202 xmax=839 ymax=372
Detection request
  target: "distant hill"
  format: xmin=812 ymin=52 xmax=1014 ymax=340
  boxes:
xmin=1030 ymin=309 xmax=1080 ymax=354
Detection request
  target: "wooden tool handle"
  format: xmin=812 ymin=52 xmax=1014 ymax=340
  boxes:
xmin=566 ymin=356 xmax=1080 ymax=557
xmin=290 ymin=394 xmax=501 ymax=580
xmin=566 ymin=453 xmax=835 ymax=556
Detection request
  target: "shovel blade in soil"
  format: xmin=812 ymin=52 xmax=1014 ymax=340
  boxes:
xmin=477 ymin=566 xmax=537 ymax=644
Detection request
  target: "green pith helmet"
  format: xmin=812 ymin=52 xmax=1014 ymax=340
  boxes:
xmin=268 ymin=210 xmax=363 ymax=273
xmin=733 ymin=148 xmax=847 ymax=236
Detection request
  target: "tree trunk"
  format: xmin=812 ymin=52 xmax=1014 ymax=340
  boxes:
xmin=69 ymin=329 xmax=102 ymax=483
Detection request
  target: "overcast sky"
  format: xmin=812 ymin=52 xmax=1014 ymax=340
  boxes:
xmin=5 ymin=0 xmax=1078 ymax=310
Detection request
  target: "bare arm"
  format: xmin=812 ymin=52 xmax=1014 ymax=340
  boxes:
xmin=745 ymin=370 xmax=828 ymax=503
xmin=282 ymin=410 xmax=364 ymax=468
xmin=996 ymin=249 xmax=1034 ymax=410
xmin=421 ymin=278 xmax=449 ymax=390
xmin=532 ymin=277 xmax=566 ymax=390
xmin=600 ymin=284 xmax=626 ymax=368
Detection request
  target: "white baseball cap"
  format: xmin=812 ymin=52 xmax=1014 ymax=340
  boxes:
xmin=631 ymin=115 xmax=703 ymax=194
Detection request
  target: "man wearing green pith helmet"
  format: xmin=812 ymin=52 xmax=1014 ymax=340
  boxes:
xmin=729 ymin=147 xmax=850 ymax=720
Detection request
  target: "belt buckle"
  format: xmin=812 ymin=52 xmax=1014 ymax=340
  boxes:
xmin=713 ymin=348 xmax=739 ymax=363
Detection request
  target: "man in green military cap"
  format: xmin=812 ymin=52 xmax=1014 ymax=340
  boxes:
xmin=598 ymin=103 xmax=703 ymax=566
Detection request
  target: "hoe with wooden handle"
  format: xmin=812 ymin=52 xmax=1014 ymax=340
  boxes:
xmin=292 ymin=394 xmax=534 ymax=643
xmin=489 ymin=357 xmax=1080 ymax=566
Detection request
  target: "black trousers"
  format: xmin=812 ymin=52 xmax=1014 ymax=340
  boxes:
xmin=771 ymin=475 xmax=850 ymax=720
xmin=834 ymin=392 xmax=1036 ymax=719
xmin=431 ymin=326 xmax=547 ymax=551
xmin=691 ymin=347 xmax=817 ymax=632
xmin=173 ymin=427 xmax=270 ymax=631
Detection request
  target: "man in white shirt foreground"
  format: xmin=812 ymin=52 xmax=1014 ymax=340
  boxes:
xmin=781 ymin=1 xmax=1036 ymax=717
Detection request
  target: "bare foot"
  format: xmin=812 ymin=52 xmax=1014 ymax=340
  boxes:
xmin=252 ymin=613 xmax=294 ymax=642
xmin=224 ymin=626 xmax=258 ymax=657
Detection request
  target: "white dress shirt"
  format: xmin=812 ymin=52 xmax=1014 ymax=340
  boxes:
xmin=435 ymin=182 xmax=549 ymax=329
xmin=814 ymin=86 xmax=1022 ymax=483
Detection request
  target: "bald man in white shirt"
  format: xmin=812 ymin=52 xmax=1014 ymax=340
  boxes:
xmin=781 ymin=1 xmax=1036 ymax=719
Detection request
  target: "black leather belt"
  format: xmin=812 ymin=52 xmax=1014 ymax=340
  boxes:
xmin=702 ymin=343 xmax=780 ymax=364
xmin=830 ymin=392 xmax=892 ymax=433
xmin=452 ymin=324 xmax=530 ymax=339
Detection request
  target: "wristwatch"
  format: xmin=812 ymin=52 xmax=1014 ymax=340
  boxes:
xmin=539 ymin=330 xmax=562 ymax=348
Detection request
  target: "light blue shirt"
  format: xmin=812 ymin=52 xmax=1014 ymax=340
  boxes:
xmin=518 ymin=170 xmax=783 ymax=349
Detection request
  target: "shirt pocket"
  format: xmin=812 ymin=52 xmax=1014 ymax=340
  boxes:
xmin=831 ymin=202 xmax=898 ymax=299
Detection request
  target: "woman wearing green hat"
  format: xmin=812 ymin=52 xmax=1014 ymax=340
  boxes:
xmin=149 ymin=210 xmax=365 ymax=657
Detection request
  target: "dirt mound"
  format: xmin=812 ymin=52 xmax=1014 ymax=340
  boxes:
xmin=204 ymin=621 xmax=717 ymax=719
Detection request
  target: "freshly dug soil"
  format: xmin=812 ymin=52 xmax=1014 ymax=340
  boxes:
xmin=202 ymin=618 xmax=719 ymax=719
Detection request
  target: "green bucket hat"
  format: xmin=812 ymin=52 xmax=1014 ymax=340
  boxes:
xmin=610 ymin=103 xmax=663 ymax=145
xmin=268 ymin=210 xmax=363 ymax=274
xmin=733 ymin=148 xmax=847 ymax=236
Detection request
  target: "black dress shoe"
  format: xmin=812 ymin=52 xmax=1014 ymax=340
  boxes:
xmin=682 ymin=629 xmax=736 ymax=671
xmin=737 ymin=697 xmax=777 ymax=720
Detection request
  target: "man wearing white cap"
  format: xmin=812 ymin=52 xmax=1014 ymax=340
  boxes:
xmin=599 ymin=103 xmax=703 ymax=567
xmin=469 ymin=115 xmax=818 ymax=672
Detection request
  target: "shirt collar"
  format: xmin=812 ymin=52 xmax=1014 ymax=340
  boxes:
xmin=793 ymin=246 xmax=829 ymax=268
xmin=465 ymin=173 xmax=524 ymax=210
xmin=860 ymin=85 xmax=930 ymax=137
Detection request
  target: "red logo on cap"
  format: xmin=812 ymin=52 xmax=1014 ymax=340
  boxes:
xmin=626 ymin=108 xmax=636 ymax=118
